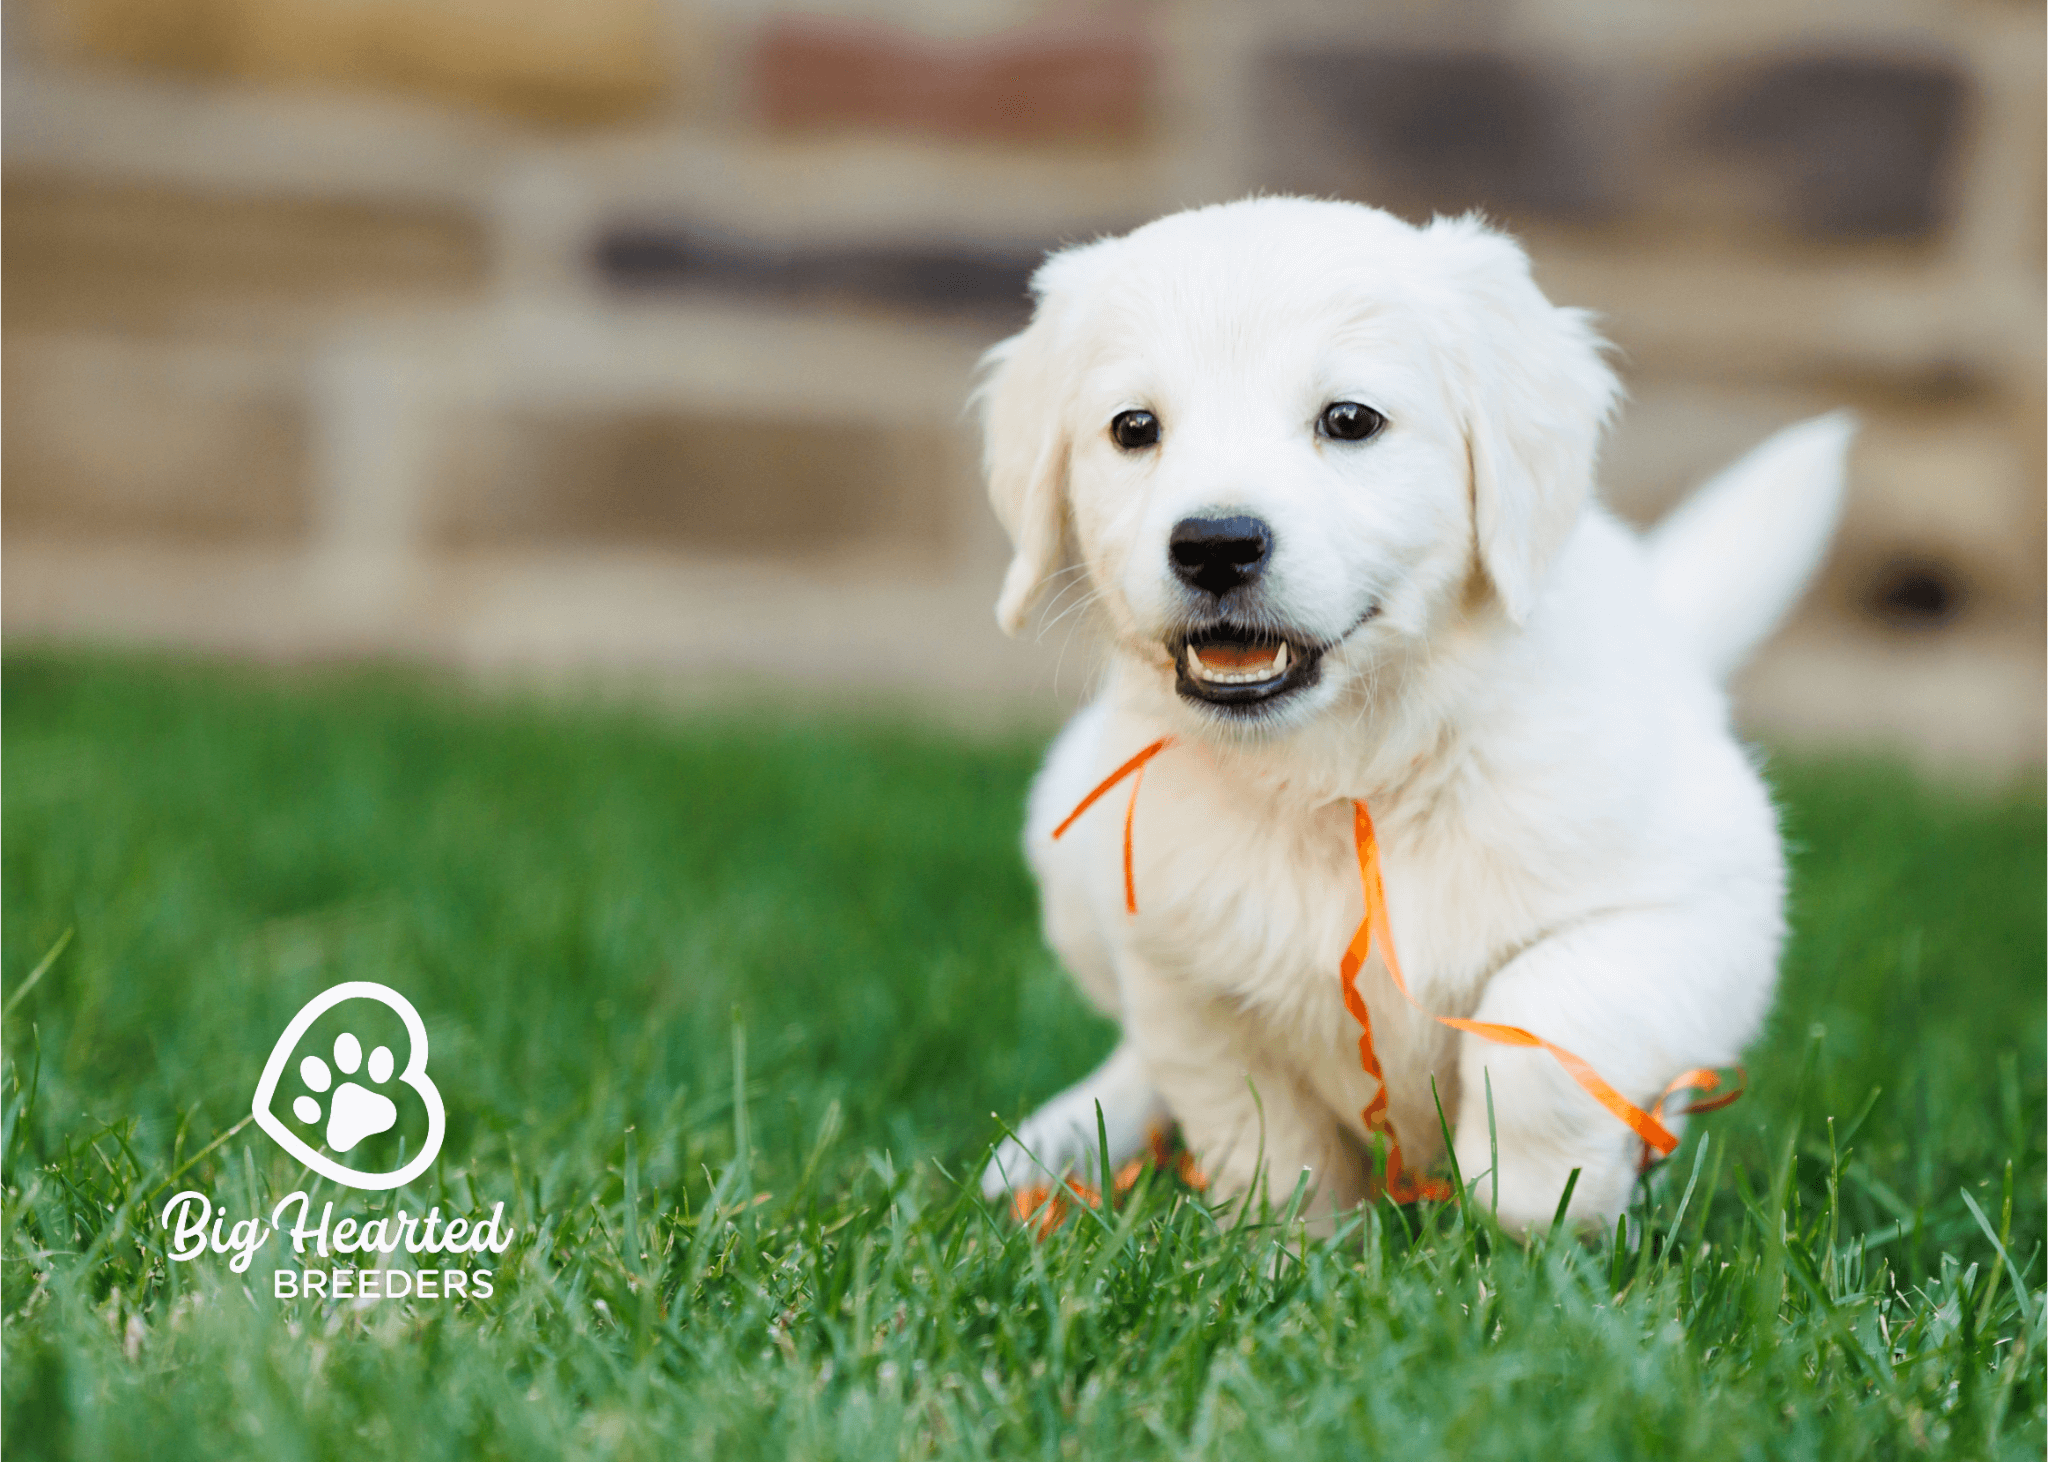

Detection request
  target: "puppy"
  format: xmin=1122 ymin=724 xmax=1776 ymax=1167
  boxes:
xmin=975 ymin=197 xmax=1851 ymax=1230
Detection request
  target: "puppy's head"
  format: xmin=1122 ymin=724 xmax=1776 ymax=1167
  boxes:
xmin=978 ymin=197 xmax=1618 ymax=733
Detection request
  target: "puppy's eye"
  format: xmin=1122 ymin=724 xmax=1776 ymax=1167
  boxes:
xmin=1110 ymin=410 xmax=1160 ymax=450
xmin=1319 ymin=401 xmax=1387 ymax=442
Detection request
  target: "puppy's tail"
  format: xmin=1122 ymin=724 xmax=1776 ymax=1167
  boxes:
xmin=1645 ymin=411 xmax=1855 ymax=682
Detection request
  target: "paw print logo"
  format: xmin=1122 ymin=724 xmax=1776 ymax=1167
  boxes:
xmin=252 ymin=982 xmax=445 ymax=1190
xmin=294 ymin=1032 xmax=399 ymax=1152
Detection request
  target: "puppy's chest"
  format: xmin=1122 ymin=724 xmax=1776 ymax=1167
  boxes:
xmin=1115 ymin=778 xmax=1509 ymax=1024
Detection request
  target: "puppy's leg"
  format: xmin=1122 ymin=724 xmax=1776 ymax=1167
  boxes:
xmin=1120 ymin=956 xmax=1367 ymax=1224
xmin=1449 ymin=907 xmax=1772 ymax=1230
xmin=981 ymin=1039 xmax=1168 ymax=1199
xmin=1019 ymin=700 xmax=1123 ymax=1017
xmin=983 ymin=704 xmax=1171 ymax=1201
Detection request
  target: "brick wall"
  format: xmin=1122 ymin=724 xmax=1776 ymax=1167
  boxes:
xmin=3 ymin=2 xmax=2040 ymax=760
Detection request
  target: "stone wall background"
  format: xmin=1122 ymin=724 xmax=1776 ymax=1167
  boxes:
xmin=4 ymin=0 xmax=2041 ymax=766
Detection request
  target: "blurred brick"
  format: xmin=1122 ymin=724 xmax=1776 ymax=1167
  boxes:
xmin=433 ymin=410 xmax=962 ymax=559
xmin=3 ymin=175 xmax=487 ymax=338
xmin=29 ymin=0 xmax=673 ymax=125
xmin=1690 ymin=52 xmax=1969 ymax=240
xmin=595 ymin=226 xmax=1040 ymax=318
xmin=1831 ymin=415 xmax=2043 ymax=623
xmin=1257 ymin=48 xmax=1618 ymax=220
xmin=3 ymin=334 xmax=309 ymax=543
xmin=753 ymin=14 xmax=1153 ymax=143
xmin=1 ymin=175 xmax=485 ymax=545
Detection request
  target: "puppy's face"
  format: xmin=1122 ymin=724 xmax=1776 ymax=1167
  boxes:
xmin=981 ymin=199 xmax=1618 ymax=735
xmin=1053 ymin=250 xmax=1473 ymax=727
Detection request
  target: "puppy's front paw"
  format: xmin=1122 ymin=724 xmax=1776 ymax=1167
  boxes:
xmin=980 ymin=1094 xmax=1109 ymax=1201
xmin=981 ymin=1043 xmax=1170 ymax=1204
xmin=1464 ymin=1135 xmax=1640 ymax=1232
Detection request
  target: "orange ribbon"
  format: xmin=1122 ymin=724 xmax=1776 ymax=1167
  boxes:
xmin=1050 ymin=736 xmax=1174 ymax=915
xmin=1336 ymin=813 xmax=1453 ymax=1202
xmin=1346 ymin=799 xmax=1740 ymax=1179
xmin=1009 ymin=1126 xmax=1206 ymax=1236
xmin=1045 ymin=740 xmax=1742 ymax=1208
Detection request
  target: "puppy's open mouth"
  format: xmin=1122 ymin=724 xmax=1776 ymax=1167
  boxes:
xmin=1173 ymin=627 xmax=1322 ymax=712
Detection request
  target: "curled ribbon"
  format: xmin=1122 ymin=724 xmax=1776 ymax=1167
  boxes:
xmin=1051 ymin=736 xmax=1174 ymax=915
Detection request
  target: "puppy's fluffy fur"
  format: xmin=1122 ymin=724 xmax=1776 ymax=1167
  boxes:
xmin=975 ymin=197 xmax=1852 ymax=1229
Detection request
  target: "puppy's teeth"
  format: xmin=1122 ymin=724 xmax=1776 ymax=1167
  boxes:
xmin=1185 ymin=640 xmax=1294 ymax=684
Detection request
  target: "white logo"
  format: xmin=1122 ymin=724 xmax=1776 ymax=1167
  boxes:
xmin=251 ymin=981 xmax=446 ymax=1190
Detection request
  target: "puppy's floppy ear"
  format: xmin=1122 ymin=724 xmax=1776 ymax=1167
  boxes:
xmin=1426 ymin=215 xmax=1620 ymax=624
xmin=974 ymin=244 xmax=1107 ymax=636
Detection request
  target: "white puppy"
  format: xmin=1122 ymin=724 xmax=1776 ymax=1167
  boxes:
xmin=975 ymin=197 xmax=1852 ymax=1230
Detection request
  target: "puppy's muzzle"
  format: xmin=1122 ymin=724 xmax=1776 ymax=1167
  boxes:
xmin=1164 ymin=512 xmax=1322 ymax=716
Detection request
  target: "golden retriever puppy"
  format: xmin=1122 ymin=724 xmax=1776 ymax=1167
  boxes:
xmin=976 ymin=197 xmax=1851 ymax=1229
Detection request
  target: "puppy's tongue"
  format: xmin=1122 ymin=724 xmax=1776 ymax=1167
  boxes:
xmin=1196 ymin=642 xmax=1278 ymax=672
xmin=1188 ymin=639 xmax=1289 ymax=683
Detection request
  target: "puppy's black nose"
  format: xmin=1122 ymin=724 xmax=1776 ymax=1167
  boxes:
xmin=1169 ymin=515 xmax=1273 ymax=597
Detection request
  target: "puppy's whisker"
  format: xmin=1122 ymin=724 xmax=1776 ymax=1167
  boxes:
xmin=1031 ymin=569 xmax=1101 ymax=640
xmin=1049 ymin=591 xmax=1109 ymax=695
xmin=1038 ymin=585 xmax=1107 ymax=645
xmin=1034 ymin=563 xmax=1093 ymax=598
xmin=1035 ymin=578 xmax=1096 ymax=628
xmin=1032 ymin=569 xmax=1097 ymax=638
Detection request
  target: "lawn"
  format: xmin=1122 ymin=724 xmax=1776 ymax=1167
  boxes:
xmin=3 ymin=651 xmax=2042 ymax=1460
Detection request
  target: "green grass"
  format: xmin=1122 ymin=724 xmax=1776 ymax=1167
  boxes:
xmin=3 ymin=651 xmax=2042 ymax=1460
